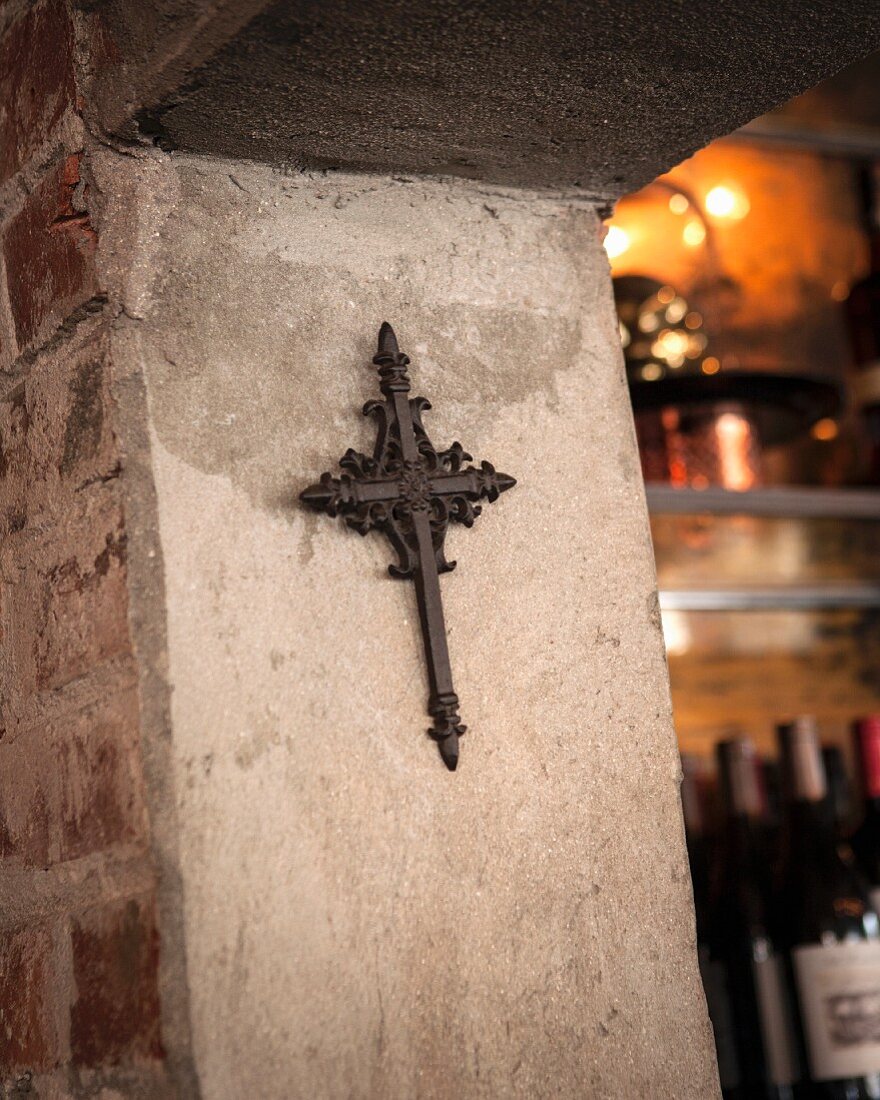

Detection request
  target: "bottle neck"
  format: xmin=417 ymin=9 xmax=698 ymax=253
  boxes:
xmin=778 ymin=723 xmax=841 ymax=875
xmin=780 ymin=718 xmax=827 ymax=803
xmin=856 ymin=717 xmax=880 ymax=803
xmin=717 ymin=740 xmax=770 ymax=885
xmin=718 ymin=737 xmax=765 ymax=818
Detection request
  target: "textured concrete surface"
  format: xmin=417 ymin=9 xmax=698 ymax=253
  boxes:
xmin=113 ymin=154 xmax=720 ymax=1098
xmin=98 ymin=0 xmax=880 ymax=196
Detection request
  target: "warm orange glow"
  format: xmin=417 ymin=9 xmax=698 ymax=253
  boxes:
xmin=811 ymin=417 xmax=839 ymax=441
xmin=682 ymin=218 xmax=706 ymax=247
xmin=668 ymin=193 xmax=689 ymax=215
xmin=657 ymin=285 xmax=676 ymax=304
xmin=716 ymin=413 xmax=758 ymax=491
xmin=603 ymin=224 xmax=630 ymax=259
xmin=702 ymin=356 xmax=721 ymax=374
xmin=706 ymin=184 xmax=750 ymax=220
xmin=609 ymin=139 xmax=864 ymax=377
xmin=641 ymin=363 xmax=663 ymax=381
xmin=685 ymin=311 xmax=703 ymax=330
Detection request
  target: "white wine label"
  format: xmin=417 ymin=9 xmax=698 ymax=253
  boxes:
xmin=793 ymin=941 xmax=880 ymax=1081
xmin=753 ymin=952 xmax=800 ymax=1085
xmin=699 ymin=947 xmax=741 ymax=1089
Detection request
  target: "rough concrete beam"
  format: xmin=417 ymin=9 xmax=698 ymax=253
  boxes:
xmin=92 ymin=0 xmax=880 ymax=196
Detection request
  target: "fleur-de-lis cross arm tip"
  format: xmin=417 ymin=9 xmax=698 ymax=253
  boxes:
xmin=300 ymin=323 xmax=516 ymax=770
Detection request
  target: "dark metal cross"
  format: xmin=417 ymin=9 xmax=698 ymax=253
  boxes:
xmin=301 ymin=323 xmax=515 ymax=770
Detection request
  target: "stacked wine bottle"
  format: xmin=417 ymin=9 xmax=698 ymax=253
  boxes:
xmin=682 ymin=716 xmax=880 ymax=1100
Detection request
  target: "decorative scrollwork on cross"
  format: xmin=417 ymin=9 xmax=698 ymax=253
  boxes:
xmin=301 ymin=323 xmax=516 ymax=770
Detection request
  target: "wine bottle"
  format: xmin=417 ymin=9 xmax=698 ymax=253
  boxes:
xmin=851 ymin=717 xmax=880 ymax=914
xmin=777 ymin=717 xmax=880 ymax=1099
xmin=710 ymin=738 xmax=800 ymax=1099
xmin=682 ymin=754 xmax=744 ymax=1094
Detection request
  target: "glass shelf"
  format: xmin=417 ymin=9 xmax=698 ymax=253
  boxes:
xmin=645 ymin=484 xmax=880 ymax=520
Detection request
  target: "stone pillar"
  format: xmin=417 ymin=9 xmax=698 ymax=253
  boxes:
xmin=94 ymin=151 xmax=719 ymax=1098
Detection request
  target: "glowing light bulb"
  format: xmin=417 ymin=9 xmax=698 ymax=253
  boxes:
xmin=668 ymin=193 xmax=689 ymax=215
xmin=604 ymin=225 xmax=630 ymax=259
xmin=683 ymin=219 xmax=706 ymax=247
xmin=811 ymin=418 xmax=839 ymax=442
xmin=701 ymin=357 xmax=721 ymax=375
xmin=705 ymin=184 xmax=750 ymax=220
xmin=653 ymin=330 xmax=689 ymax=359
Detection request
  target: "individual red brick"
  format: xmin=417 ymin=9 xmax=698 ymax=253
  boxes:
xmin=70 ymin=897 xmax=163 ymax=1068
xmin=35 ymin=516 xmax=130 ymax=693
xmin=0 ymin=924 xmax=58 ymax=1073
xmin=3 ymin=154 xmax=99 ymax=349
xmin=0 ymin=329 xmax=119 ymax=536
xmin=0 ymin=1 xmax=77 ymax=184
xmin=0 ymin=688 xmax=145 ymax=868
xmin=0 ymin=727 xmax=57 ymax=867
xmin=0 ymin=488 xmax=132 ymax=731
xmin=56 ymin=338 xmax=118 ymax=483
xmin=58 ymin=688 xmax=147 ymax=862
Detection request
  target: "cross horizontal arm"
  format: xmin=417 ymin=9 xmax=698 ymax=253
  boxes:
xmin=429 ymin=464 xmax=516 ymax=502
xmin=299 ymin=470 xmax=401 ymax=513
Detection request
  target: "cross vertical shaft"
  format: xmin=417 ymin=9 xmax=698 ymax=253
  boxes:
xmin=412 ymin=509 xmax=461 ymax=770
xmin=300 ymin=323 xmax=515 ymax=770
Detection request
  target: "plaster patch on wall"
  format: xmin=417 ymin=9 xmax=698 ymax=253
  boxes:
xmin=138 ymin=159 xmax=601 ymax=518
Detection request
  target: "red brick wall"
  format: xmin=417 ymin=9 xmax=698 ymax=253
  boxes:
xmin=0 ymin=2 xmax=167 ymax=1094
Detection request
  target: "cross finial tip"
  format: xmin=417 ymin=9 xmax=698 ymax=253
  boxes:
xmin=377 ymin=322 xmax=399 ymax=356
xmin=439 ymin=736 xmax=459 ymax=771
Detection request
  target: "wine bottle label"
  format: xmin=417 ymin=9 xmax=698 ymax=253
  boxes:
xmin=753 ymin=952 xmax=800 ymax=1085
xmin=793 ymin=941 xmax=880 ymax=1080
xmin=699 ymin=947 xmax=741 ymax=1089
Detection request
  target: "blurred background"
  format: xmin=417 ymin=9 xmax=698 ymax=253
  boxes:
xmin=606 ymin=48 xmax=880 ymax=765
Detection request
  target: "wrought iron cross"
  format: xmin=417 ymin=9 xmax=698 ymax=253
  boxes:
xmin=301 ymin=323 xmax=515 ymax=770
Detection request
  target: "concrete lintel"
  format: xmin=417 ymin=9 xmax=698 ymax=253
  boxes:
xmin=91 ymin=0 xmax=880 ymax=196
